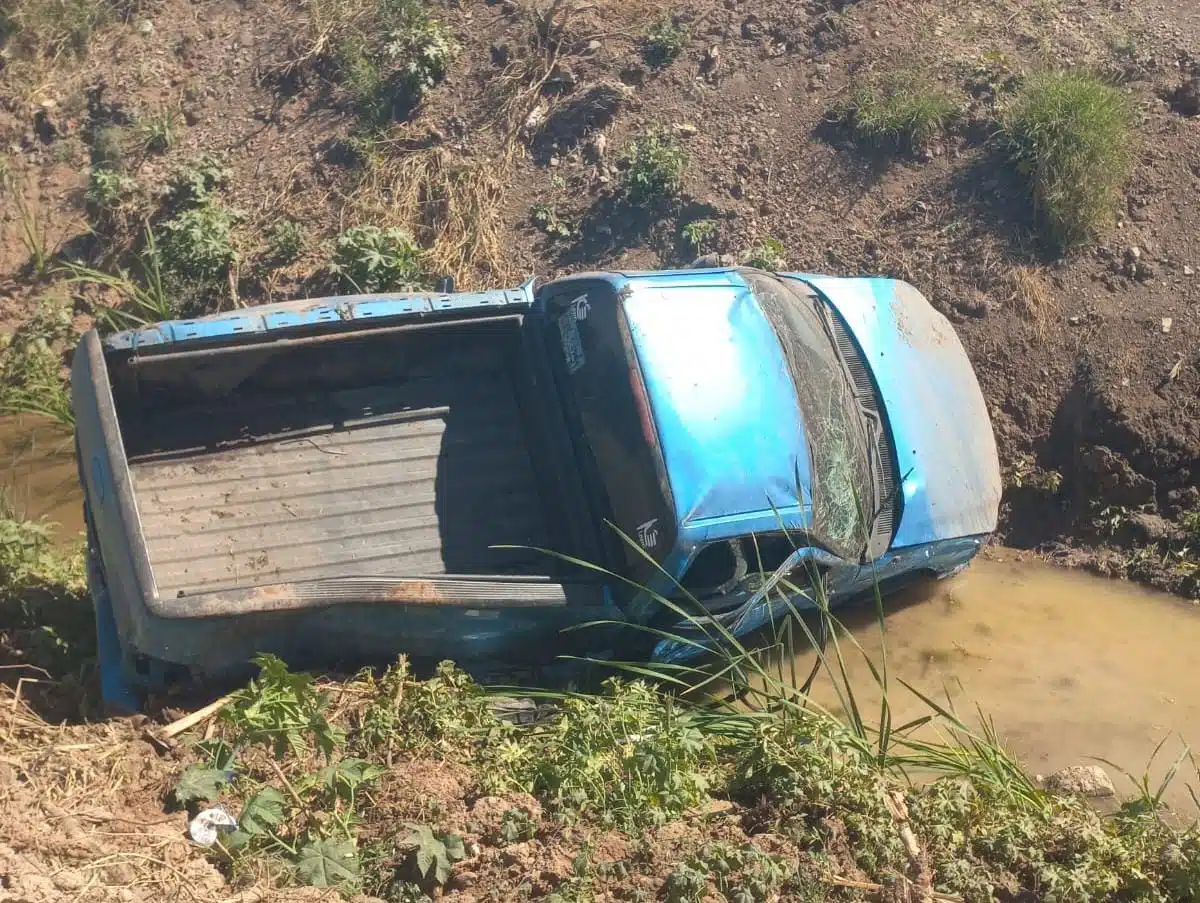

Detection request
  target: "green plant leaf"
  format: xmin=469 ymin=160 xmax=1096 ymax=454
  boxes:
xmin=403 ymin=822 xmax=462 ymax=887
xmin=296 ymin=837 xmax=360 ymax=888
xmin=173 ymin=765 xmax=230 ymax=804
xmin=239 ymin=787 xmax=287 ymax=835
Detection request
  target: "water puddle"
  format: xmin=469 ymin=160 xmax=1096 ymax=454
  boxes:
xmin=783 ymin=550 xmax=1200 ymax=811
xmin=0 ymin=415 xmax=84 ymax=540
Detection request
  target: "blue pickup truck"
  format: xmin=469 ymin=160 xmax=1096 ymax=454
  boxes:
xmin=72 ymin=267 xmax=1001 ymax=710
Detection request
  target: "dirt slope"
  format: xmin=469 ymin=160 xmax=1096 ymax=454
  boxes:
xmin=2 ymin=0 xmax=1200 ymax=594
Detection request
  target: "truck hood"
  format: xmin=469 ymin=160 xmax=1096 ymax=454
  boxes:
xmin=790 ymin=276 xmax=1001 ymax=548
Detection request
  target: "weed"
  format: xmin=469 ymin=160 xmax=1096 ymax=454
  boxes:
xmin=0 ymin=513 xmax=90 ymax=675
xmin=135 ymin=107 xmax=180 ymax=154
xmin=498 ymin=679 xmax=716 ymax=829
xmin=499 ymin=807 xmax=537 ymax=844
xmin=66 ymin=226 xmax=177 ymax=329
xmin=13 ymin=190 xmax=55 ymax=277
xmin=745 ymin=237 xmax=786 ymax=271
xmin=328 ymin=225 xmax=424 ymax=293
xmin=840 ymin=70 xmax=958 ymax=151
xmin=396 ymin=823 xmax=465 ymax=890
xmin=266 ymin=218 xmax=305 ymax=263
xmin=222 ymin=653 xmax=344 ymax=759
xmin=330 ymin=0 xmax=457 ymax=124
xmin=165 ymin=153 xmax=231 ymax=210
xmin=530 ymin=203 xmax=573 ymax=240
xmin=1001 ymin=71 xmax=1135 ymax=249
xmin=0 ymin=294 xmax=74 ymax=427
xmin=620 ymin=131 xmax=686 ymax=204
xmin=85 ymin=167 xmax=140 ymax=234
xmin=158 ymin=200 xmax=241 ymax=282
xmin=643 ymin=16 xmax=689 ymax=69
xmin=681 ymin=218 xmax=718 ymax=254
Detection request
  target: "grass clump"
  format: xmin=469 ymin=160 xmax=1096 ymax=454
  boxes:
xmin=620 ymin=130 xmax=687 ymax=204
xmin=841 ymin=70 xmax=958 ymax=151
xmin=0 ymin=510 xmax=90 ymax=676
xmin=134 ymin=107 xmax=181 ymax=154
xmin=643 ymin=16 xmax=689 ymax=68
xmin=1000 ymin=70 xmax=1135 ymax=249
xmin=328 ymin=225 xmax=424 ymax=293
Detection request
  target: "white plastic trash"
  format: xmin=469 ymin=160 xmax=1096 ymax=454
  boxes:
xmin=188 ymin=806 xmax=238 ymax=846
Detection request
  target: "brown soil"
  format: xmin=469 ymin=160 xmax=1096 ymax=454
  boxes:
xmin=2 ymin=0 xmax=1200 ymax=599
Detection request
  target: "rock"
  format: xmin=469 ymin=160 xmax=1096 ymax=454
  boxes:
xmin=691 ymin=253 xmax=735 ymax=268
xmin=585 ymin=39 xmax=602 ymax=53
xmin=584 ymin=132 xmax=607 ymax=162
xmin=1127 ymin=511 xmax=1186 ymax=544
xmin=1184 ymin=265 xmax=1195 ymax=276
xmin=136 ymin=19 xmax=154 ymax=35
xmin=1162 ymin=317 xmax=1173 ymax=333
xmin=1078 ymin=445 xmax=1157 ymax=508
xmin=1123 ymin=245 xmax=1154 ymax=280
xmin=1043 ymin=765 xmax=1116 ymax=798
xmin=1170 ymin=77 xmax=1200 ymax=116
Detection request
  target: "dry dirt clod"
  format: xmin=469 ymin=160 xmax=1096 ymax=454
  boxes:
xmin=1043 ymin=764 xmax=1116 ymax=798
xmin=1170 ymin=77 xmax=1200 ymax=116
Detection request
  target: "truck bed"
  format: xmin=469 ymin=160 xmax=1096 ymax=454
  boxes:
xmin=117 ymin=319 xmax=576 ymax=601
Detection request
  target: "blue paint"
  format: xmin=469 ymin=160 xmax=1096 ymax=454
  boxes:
xmin=622 ymin=274 xmax=813 ymax=547
xmin=101 ymin=284 xmax=535 ymax=352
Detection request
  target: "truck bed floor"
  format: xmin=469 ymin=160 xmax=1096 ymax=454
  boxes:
xmin=129 ymin=360 xmax=555 ymax=599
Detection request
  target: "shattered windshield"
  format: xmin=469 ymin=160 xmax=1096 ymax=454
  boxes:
xmin=744 ymin=271 xmax=874 ymax=560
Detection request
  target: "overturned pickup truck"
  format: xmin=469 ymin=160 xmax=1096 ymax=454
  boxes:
xmin=72 ymin=268 xmax=1001 ymax=709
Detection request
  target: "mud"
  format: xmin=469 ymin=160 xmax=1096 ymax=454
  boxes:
xmin=790 ymin=550 xmax=1200 ymax=810
xmin=0 ymin=416 xmax=83 ymax=538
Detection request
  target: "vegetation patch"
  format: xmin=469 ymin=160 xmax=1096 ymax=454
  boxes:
xmin=620 ymin=130 xmax=687 ymax=204
xmin=643 ymin=16 xmax=690 ymax=69
xmin=839 ymin=69 xmax=958 ymax=151
xmin=1000 ymin=71 xmax=1135 ymax=250
xmin=328 ymin=224 xmax=424 ymax=293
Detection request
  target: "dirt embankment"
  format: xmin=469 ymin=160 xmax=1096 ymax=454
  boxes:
xmin=2 ymin=0 xmax=1200 ymax=595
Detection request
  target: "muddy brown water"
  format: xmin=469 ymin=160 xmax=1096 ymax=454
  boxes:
xmin=0 ymin=415 xmax=83 ymax=537
xmin=2 ymin=417 xmax=1198 ymax=807
xmin=779 ymin=551 xmax=1200 ymax=811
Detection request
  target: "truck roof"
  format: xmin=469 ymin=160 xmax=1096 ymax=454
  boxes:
xmin=619 ymin=270 xmax=815 ymax=548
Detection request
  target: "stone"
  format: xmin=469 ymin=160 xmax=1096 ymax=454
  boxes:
xmin=1078 ymin=445 xmax=1156 ymax=508
xmin=1043 ymin=764 xmax=1116 ymax=798
xmin=1171 ymin=77 xmax=1200 ymax=116
xmin=691 ymin=253 xmax=735 ymax=269
xmin=1184 ymin=265 xmax=1195 ymax=276
xmin=136 ymin=19 xmax=154 ymax=35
